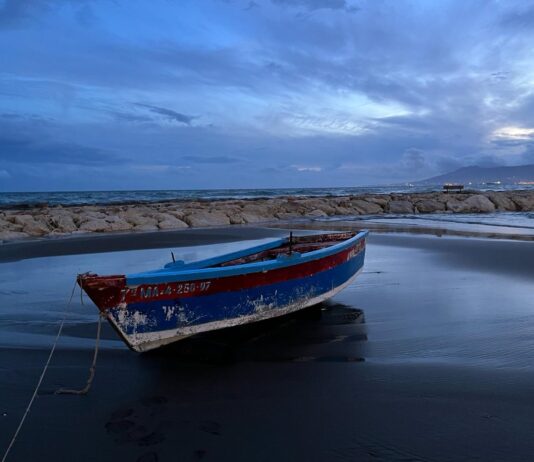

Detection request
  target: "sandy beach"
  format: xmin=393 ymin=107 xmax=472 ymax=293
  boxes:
xmin=1 ymin=227 xmax=534 ymax=461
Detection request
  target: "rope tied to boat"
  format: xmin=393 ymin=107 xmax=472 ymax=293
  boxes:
xmin=55 ymin=310 xmax=106 ymax=396
xmin=1 ymin=280 xmax=104 ymax=462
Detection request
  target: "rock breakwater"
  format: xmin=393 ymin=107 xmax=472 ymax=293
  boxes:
xmin=1 ymin=191 xmax=533 ymax=242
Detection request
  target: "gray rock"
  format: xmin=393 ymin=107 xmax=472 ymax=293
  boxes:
xmin=299 ymin=199 xmax=337 ymax=215
xmin=306 ymin=209 xmax=328 ymax=217
xmin=351 ymin=200 xmax=383 ymax=214
xmin=0 ymin=230 xmax=30 ymax=241
xmin=241 ymin=204 xmax=274 ymax=218
xmin=388 ymin=200 xmax=414 ymax=213
xmin=415 ymin=199 xmax=446 ymax=213
xmin=463 ymin=194 xmax=496 ymax=213
xmin=105 ymin=216 xmax=132 ymax=231
xmin=446 ymin=199 xmax=470 ymax=213
xmin=241 ymin=212 xmax=272 ymax=224
xmin=185 ymin=210 xmax=231 ymax=227
xmin=157 ymin=214 xmax=189 ymax=229
xmin=123 ymin=214 xmax=158 ymax=228
xmin=365 ymin=196 xmax=390 ymax=207
xmin=79 ymin=219 xmax=110 ymax=232
xmin=13 ymin=214 xmax=50 ymax=236
xmin=486 ymin=193 xmax=517 ymax=211
xmin=511 ymin=194 xmax=534 ymax=211
xmin=50 ymin=213 xmax=78 ymax=232
xmin=229 ymin=214 xmax=245 ymax=225
xmin=0 ymin=218 xmax=12 ymax=230
xmin=80 ymin=211 xmax=107 ymax=222
xmin=333 ymin=206 xmax=354 ymax=216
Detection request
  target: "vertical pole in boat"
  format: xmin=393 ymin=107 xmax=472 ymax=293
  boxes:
xmin=289 ymin=231 xmax=293 ymax=255
xmin=171 ymin=251 xmax=176 ymax=263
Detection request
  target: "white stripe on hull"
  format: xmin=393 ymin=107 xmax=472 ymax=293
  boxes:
xmin=108 ymin=268 xmax=363 ymax=352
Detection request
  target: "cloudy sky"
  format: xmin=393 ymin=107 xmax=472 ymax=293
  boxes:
xmin=2 ymin=0 xmax=534 ymax=191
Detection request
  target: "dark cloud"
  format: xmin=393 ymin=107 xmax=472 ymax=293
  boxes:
xmin=0 ymin=132 xmax=121 ymax=166
xmin=135 ymin=104 xmax=196 ymax=125
xmin=109 ymin=111 xmax=153 ymax=123
xmin=244 ymin=1 xmax=260 ymax=11
xmin=0 ymin=0 xmax=96 ymax=29
xmin=0 ymin=0 xmax=53 ymax=28
xmin=500 ymin=4 xmax=534 ymax=29
xmin=401 ymin=149 xmax=427 ymax=172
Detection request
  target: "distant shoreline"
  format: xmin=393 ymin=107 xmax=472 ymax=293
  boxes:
xmin=1 ymin=190 xmax=533 ymax=243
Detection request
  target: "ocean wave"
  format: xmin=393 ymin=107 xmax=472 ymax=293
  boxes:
xmin=2 ymin=184 xmax=534 ymax=207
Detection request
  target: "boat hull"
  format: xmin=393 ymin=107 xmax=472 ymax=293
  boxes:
xmin=81 ymin=233 xmax=367 ymax=352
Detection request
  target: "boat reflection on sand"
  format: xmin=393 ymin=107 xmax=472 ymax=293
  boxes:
xmin=142 ymin=302 xmax=367 ymax=364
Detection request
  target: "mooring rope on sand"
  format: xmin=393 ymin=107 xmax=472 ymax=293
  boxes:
xmin=55 ymin=312 xmax=104 ymax=396
xmin=2 ymin=280 xmax=103 ymax=462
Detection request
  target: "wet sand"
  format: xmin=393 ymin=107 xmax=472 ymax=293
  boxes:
xmin=1 ymin=229 xmax=534 ymax=461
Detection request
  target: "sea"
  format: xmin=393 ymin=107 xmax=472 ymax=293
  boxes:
xmin=1 ymin=183 xmax=533 ymax=207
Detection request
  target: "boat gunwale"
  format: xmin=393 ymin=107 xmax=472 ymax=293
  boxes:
xmin=126 ymin=230 xmax=368 ymax=285
xmin=157 ymin=237 xmax=287 ymax=272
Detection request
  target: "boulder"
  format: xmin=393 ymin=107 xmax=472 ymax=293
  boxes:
xmin=105 ymin=216 xmax=132 ymax=231
xmin=299 ymin=199 xmax=337 ymax=215
xmin=446 ymin=199 xmax=469 ymax=213
xmin=365 ymin=196 xmax=390 ymax=207
xmin=241 ymin=212 xmax=272 ymax=224
xmin=184 ymin=210 xmax=231 ymax=227
xmin=333 ymin=206 xmax=354 ymax=216
xmin=511 ymin=194 xmax=534 ymax=211
xmin=351 ymin=200 xmax=383 ymax=214
xmin=415 ymin=199 xmax=446 ymax=213
xmin=228 ymin=214 xmax=246 ymax=225
xmin=79 ymin=211 xmax=107 ymax=222
xmin=122 ymin=213 xmax=158 ymax=228
xmin=306 ymin=209 xmax=328 ymax=218
xmin=388 ymin=200 xmax=414 ymax=213
xmin=0 ymin=230 xmax=30 ymax=241
xmin=0 ymin=218 xmax=13 ymax=230
xmin=50 ymin=213 xmax=78 ymax=233
xmin=486 ymin=193 xmax=517 ymax=211
xmin=166 ymin=210 xmax=185 ymax=220
xmin=157 ymin=214 xmax=189 ymax=230
xmin=241 ymin=204 xmax=274 ymax=218
xmin=78 ymin=219 xmax=111 ymax=232
xmin=13 ymin=214 xmax=50 ymax=236
xmin=463 ymin=195 xmax=496 ymax=213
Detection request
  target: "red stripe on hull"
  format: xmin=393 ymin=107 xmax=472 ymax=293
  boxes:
xmin=122 ymin=240 xmax=365 ymax=305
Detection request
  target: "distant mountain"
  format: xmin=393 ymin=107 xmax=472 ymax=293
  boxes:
xmin=416 ymin=164 xmax=534 ymax=185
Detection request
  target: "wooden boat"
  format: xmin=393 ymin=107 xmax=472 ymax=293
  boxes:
xmin=78 ymin=231 xmax=368 ymax=352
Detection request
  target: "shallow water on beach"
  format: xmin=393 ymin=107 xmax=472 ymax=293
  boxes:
xmin=1 ymin=233 xmax=533 ymax=370
xmin=317 ymin=211 xmax=534 ymax=237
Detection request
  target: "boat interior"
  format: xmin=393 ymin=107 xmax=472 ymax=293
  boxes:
xmin=212 ymin=232 xmax=357 ymax=267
